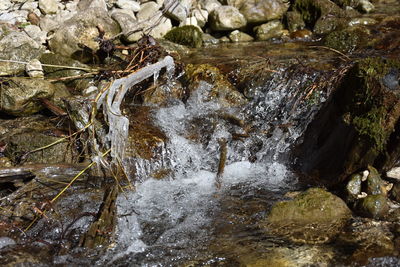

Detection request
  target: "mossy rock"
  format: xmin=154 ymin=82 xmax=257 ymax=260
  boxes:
xmin=185 ymin=63 xmax=247 ymax=107
xmin=265 ymin=187 xmax=352 ymax=244
xmin=357 ymin=194 xmax=389 ymax=219
xmin=164 ymin=26 xmax=203 ymax=48
xmin=292 ymin=0 xmax=347 ymax=28
xmin=324 ymin=26 xmax=369 ymax=52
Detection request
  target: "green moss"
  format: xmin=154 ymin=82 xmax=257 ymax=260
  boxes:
xmin=164 ymin=25 xmax=203 ymax=48
xmin=293 ymin=0 xmax=322 ymax=26
xmin=324 ymin=27 xmax=368 ymax=52
xmin=352 ymin=106 xmax=387 ymax=151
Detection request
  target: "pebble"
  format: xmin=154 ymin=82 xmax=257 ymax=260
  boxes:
xmin=39 ymin=0 xmax=59 ymax=15
xmin=26 ymin=59 xmax=44 ymax=78
xmin=0 ymin=0 xmax=12 ymax=11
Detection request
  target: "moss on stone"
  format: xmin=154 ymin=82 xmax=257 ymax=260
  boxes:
xmin=164 ymin=25 xmax=203 ymax=48
xmin=324 ymin=26 xmax=369 ymax=52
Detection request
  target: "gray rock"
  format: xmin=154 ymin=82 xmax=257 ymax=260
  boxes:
xmin=180 ymin=16 xmax=199 ymax=27
xmin=0 ymin=11 xmax=29 ymax=24
xmin=77 ymin=0 xmax=107 ymax=11
xmin=25 ymin=59 xmax=44 ymax=78
xmin=202 ymin=33 xmax=219 ymax=44
xmin=24 ymin=24 xmax=47 ymax=44
xmin=192 ymin=8 xmax=208 ymax=27
xmin=48 ymin=6 xmax=120 ymax=59
xmin=209 ymin=6 xmax=247 ymax=31
xmin=21 ymin=1 xmax=39 ymax=11
xmin=0 ymin=0 xmax=13 ymax=11
xmin=0 ymin=237 xmax=15 ymax=249
xmin=39 ymin=16 xmax=59 ymax=32
xmin=38 ymin=0 xmax=59 ymax=14
xmin=228 ymin=30 xmax=254 ymax=42
xmin=254 ymin=20 xmax=285 ymax=40
xmin=222 ymin=0 xmax=246 ymax=8
xmin=0 ymin=31 xmax=44 ymax=76
xmin=164 ymin=0 xmax=189 ymax=22
xmin=239 ymin=0 xmax=289 ymax=24
xmin=0 ymin=77 xmax=55 ymax=116
xmin=200 ymin=0 xmax=221 ymax=13
xmin=116 ymin=0 xmax=140 ymax=12
xmin=137 ymin=1 xmax=160 ymax=21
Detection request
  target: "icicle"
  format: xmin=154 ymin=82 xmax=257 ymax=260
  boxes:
xmin=98 ymin=56 xmax=175 ymax=162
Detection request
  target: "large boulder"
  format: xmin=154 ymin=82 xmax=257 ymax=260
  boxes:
xmin=209 ymin=6 xmax=247 ymax=31
xmin=48 ymin=0 xmax=120 ymax=60
xmin=265 ymin=188 xmax=352 ymax=244
xmin=297 ymin=57 xmax=400 ymax=184
xmin=0 ymin=29 xmax=44 ymax=76
xmin=239 ymin=0 xmax=289 ymax=24
xmin=254 ymin=20 xmax=285 ymax=40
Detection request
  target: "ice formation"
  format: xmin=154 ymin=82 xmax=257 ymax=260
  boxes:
xmin=97 ymin=56 xmax=175 ymax=162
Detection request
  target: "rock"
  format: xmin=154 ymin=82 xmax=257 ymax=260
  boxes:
xmin=265 ymin=188 xmax=352 ymax=244
xmin=348 ymin=17 xmax=377 ymax=26
xmin=164 ymin=0 xmax=190 ymax=22
xmin=77 ymin=0 xmax=107 ymax=11
xmin=292 ymin=0 xmax=350 ymax=30
xmin=0 ymin=11 xmax=29 ymax=24
xmin=27 ymin=11 xmax=41 ymax=26
xmin=0 ymin=116 xmax=77 ymax=164
xmin=357 ymin=194 xmax=389 ymax=218
xmin=137 ymin=1 xmax=160 ymax=21
xmin=25 ymin=59 xmax=44 ymax=78
xmin=0 ymin=0 xmax=12 ymax=11
xmin=48 ymin=5 xmax=120 ymax=60
xmin=180 ymin=16 xmax=198 ymax=27
xmin=254 ymin=20 xmax=285 ymax=41
xmin=0 ymin=78 xmax=55 ymax=116
xmin=387 ymin=166 xmax=400 ymax=180
xmin=356 ymin=0 xmax=375 ymax=13
xmin=23 ymin=24 xmax=47 ymax=45
xmin=365 ymin=165 xmax=391 ymax=196
xmin=324 ymin=26 xmax=369 ymax=52
xmin=290 ymin=29 xmax=312 ymax=40
xmin=115 ymin=0 xmax=140 ymax=12
xmin=286 ymin=11 xmax=305 ymax=32
xmin=200 ymin=0 xmax=221 ymax=13
xmin=228 ymin=30 xmax=254 ymax=42
xmin=239 ymin=0 xmax=289 ymax=24
xmin=111 ymin=11 xmax=138 ymax=42
xmin=391 ymin=182 xmax=400 ymax=202
xmin=164 ymin=25 xmax=203 ymax=48
xmin=202 ymin=33 xmax=219 ymax=44
xmin=346 ymin=172 xmax=363 ymax=202
xmin=314 ymin=16 xmax=348 ymax=35
xmin=191 ymin=8 xmax=208 ymax=27
xmin=38 ymin=0 xmax=58 ymax=14
xmin=209 ymin=6 xmax=247 ymax=31
xmin=0 ymin=31 xmax=44 ymax=76
xmin=21 ymin=2 xmax=39 ymax=11
xmin=337 ymin=218 xmax=395 ymax=264
xmin=185 ymin=64 xmax=247 ymax=107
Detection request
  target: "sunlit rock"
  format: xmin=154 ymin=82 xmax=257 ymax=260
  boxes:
xmin=254 ymin=20 xmax=285 ymax=41
xmin=265 ymin=188 xmax=352 ymax=244
xmin=209 ymin=6 xmax=247 ymax=31
xmin=239 ymin=0 xmax=289 ymax=24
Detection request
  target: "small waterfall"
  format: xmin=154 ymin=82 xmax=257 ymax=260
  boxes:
xmin=103 ymin=55 xmax=334 ymax=265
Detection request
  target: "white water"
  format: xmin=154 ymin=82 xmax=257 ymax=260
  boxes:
xmin=104 ymin=75 xmax=299 ymax=265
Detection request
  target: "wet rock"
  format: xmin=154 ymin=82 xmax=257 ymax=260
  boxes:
xmin=346 ymin=172 xmax=363 ymax=202
xmin=254 ymin=20 xmax=285 ymax=41
xmin=25 ymin=59 xmax=44 ymax=78
xmin=324 ymin=26 xmax=370 ymax=52
xmin=48 ymin=1 xmax=120 ymax=59
xmin=390 ymin=182 xmax=400 ymax=202
xmin=239 ymin=0 xmax=289 ymax=24
xmin=265 ymin=188 xmax=352 ymax=244
xmin=348 ymin=17 xmax=377 ymax=26
xmin=337 ymin=218 xmax=395 ymax=264
xmin=297 ymin=57 xmax=400 ymax=185
xmin=365 ymin=165 xmax=391 ymax=196
xmin=38 ymin=0 xmax=58 ymax=14
xmin=164 ymin=25 xmax=203 ymax=48
xmin=285 ymin=11 xmax=306 ymax=32
xmin=202 ymin=33 xmax=219 ymax=44
xmin=228 ymin=30 xmax=254 ymax=42
xmin=185 ymin=64 xmax=247 ymax=107
xmin=290 ymin=29 xmax=312 ymax=40
xmin=357 ymin=194 xmax=389 ymax=218
xmin=0 ymin=78 xmax=55 ymax=116
xmin=0 ymin=30 xmax=44 ymax=76
xmin=387 ymin=166 xmax=400 ymax=180
xmin=0 ymin=116 xmax=77 ymax=164
xmin=292 ymin=0 xmax=350 ymax=30
xmin=356 ymin=0 xmax=375 ymax=13
xmin=314 ymin=16 xmax=348 ymax=35
xmin=209 ymin=6 xmax=247 ymax=31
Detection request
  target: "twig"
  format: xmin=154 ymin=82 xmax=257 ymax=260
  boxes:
xmin=309 ymin=46 xmax=351 ymax=61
